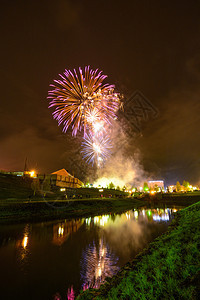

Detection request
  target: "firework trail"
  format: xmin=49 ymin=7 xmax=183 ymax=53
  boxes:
xmin=48 ymin=66 xmax=121 ymax=166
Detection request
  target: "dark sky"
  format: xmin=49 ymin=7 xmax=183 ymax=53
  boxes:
xmin=1 ymin=0 xmax=200 ymax=185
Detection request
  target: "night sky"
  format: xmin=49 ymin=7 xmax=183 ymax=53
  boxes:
xmin=1 ymin=0 xmax=200 ymax=185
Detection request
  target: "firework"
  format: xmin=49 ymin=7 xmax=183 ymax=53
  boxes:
xmin=48 ymin=66 xmax=121 ymax=166
xmin=48 ymin=66 xmax=120 ymax=136
xmin=81 ymin=133 xmax=112 ymax=166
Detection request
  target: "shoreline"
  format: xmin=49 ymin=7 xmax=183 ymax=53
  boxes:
xmin=0 ymin=195 xmax=199 ymax=225
xmin=0 ymin=198 xmax=146 ymax=224
xmin=77 ymin=201 xmax=200 ymax=299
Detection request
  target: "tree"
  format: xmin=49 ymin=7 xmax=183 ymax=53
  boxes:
xmin=122 ymin=185 xmax=126 ymax=191
xmin=116 ymin=186 xmax=121 ymax=191
xmin=42 ymin=179 xmax=51 ymax=192
xmin=182 ymin=180 xmax=190 ymax=192
xmin=31 ymin=178 xmax=40 ymax=196
xmin=143 ymin=182 xmax=149 ymax=192
xmin=176 ymin=181 xmax=181 ymax=192
xmin=85 ymin=181 xmax=90 ymax=187
xmin=154 ymin=184 xmax=159 ymax=192
xmin=108 ymin=182 xmax=115 ymax=190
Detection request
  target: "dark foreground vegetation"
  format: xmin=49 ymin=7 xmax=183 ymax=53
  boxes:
xmin=0 ymin=173 xmax=33 ymax=200
xmin=77 ymin=201 xmax=200 ymax=299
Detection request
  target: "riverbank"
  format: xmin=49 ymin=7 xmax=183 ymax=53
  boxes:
xmin=0 ymin=194 xmax=200 ymax=224
xmin=143 ymin=193 xmax=200 ymax=207
xmin=77 ymin=201 xmax=200 ymax=299
xmin=0 ymin=198 xmax=145 ymax=224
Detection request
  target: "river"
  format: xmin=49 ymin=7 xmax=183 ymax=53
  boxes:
xmin=0 ymin=206 xmax=182 ymax=299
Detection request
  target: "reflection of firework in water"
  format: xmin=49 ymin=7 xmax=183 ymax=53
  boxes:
xmin=48 ymin=66 xmax=121 ymax=166
xmin=80 ymin=238 xmax=119 ymax=290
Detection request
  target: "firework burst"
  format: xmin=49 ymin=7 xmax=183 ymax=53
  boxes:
xmin=81 ymin=133 xmax=112 ymax=166
xmin=48 ymin=66 xmax=120 ymax=136
xmin=48 ymin=66 xmax=121 ymax=166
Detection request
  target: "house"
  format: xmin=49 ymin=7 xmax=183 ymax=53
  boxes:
xmin=38 ymin=169 xmax=83 ymax=189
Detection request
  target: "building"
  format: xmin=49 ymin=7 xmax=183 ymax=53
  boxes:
xmin=38 ymin=169 xmax=83 ymax=189
xmin=148 ymin=180 xmax=164 ymax=192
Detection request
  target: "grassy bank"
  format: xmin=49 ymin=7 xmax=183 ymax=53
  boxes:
xmin=161 ymin=193 xmax=200 ymax=206
xmin=144 ymin=193 xmax=200 ymax=209
xmin=0 ymin=198 xmax=145 ymax=224
xmin=77 ymin=201 xmax=200 ymax=299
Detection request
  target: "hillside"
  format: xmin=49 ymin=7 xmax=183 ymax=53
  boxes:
xmin=0 ymin=173 xmax=33 ymax=200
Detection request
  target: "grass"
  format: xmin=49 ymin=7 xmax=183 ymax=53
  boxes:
xmin=0 ymin=173 xmax=33 ymax=199
xmin=77 ymin=201 xmax=200 ymax=299
xmin=146 ymin=193 xmax=200 ymax=207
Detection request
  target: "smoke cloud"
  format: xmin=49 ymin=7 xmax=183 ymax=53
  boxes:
xmin=93 ymin=121 xmax=149 ymax=189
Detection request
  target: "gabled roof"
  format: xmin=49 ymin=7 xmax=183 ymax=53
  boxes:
xmin=51 ymin=169 xmax=74 ymax=177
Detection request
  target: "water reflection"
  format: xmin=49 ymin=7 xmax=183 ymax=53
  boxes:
xmin=80 ymin=207 xmax=179 ymax=292
xmin=131 ymin=207 xmax=178 ymax=222
xmin=52 ymin=219 xmax=83 ymax=246
xmin=67 ymin=286 xmax=75 ymax=300
xmin=85 ymin=208 xmax=177 ymax=229
xmin=81 ymin=237 xmax=119 ymax=290
xmin=0 ymin=206 xmax=181 ymax=300
xmin=53 ymin=286 xmax=75 ymax=300
xmin=16 ymin=224 xmax=30 ymax=269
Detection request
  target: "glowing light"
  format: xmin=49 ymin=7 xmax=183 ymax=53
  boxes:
xmin=94 ymin=177 xmax=125 ymax=189
xmin=60 ymin=188 xmax=66 ymax=192
xmin=58 ymin=226 xmax=64 ymax=236
xmin=150 ymin=190 xmax=156 ymax=195
xmin=22 ymin=235 xmax=28 ymax=248
xmin=147 ymin=210 xmax=152 ymax=217
xmin=153 ymin=214 xmax=169 ymax=221
xmin=94 ymin=122 xmax=103 ymax=133
xmin=93 ymin=215 xmax=110 ymax=227
xmin=67 ymin=286 xmax=75 ymax=300
xmin=134 ymin=210 xmax=138 ymax=219
xmin=85 ymin=217 xmax=91 ymax=225
xmin=98 ymin=265 xmax=102 ymax=277
xmin=29 ymin=170 xmax=36 ymax=178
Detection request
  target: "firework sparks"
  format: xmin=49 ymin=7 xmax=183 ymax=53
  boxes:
xmin=48 ymin=66 xmax=119 ymax=136
xmin=48 ymin=66 xmax=121 ymax=166
xmin=81 ymin=133 xmax=112 ymax=166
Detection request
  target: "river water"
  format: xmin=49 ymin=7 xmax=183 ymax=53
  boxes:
xmin=0 ymin=206 xmax=181 ymax=300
